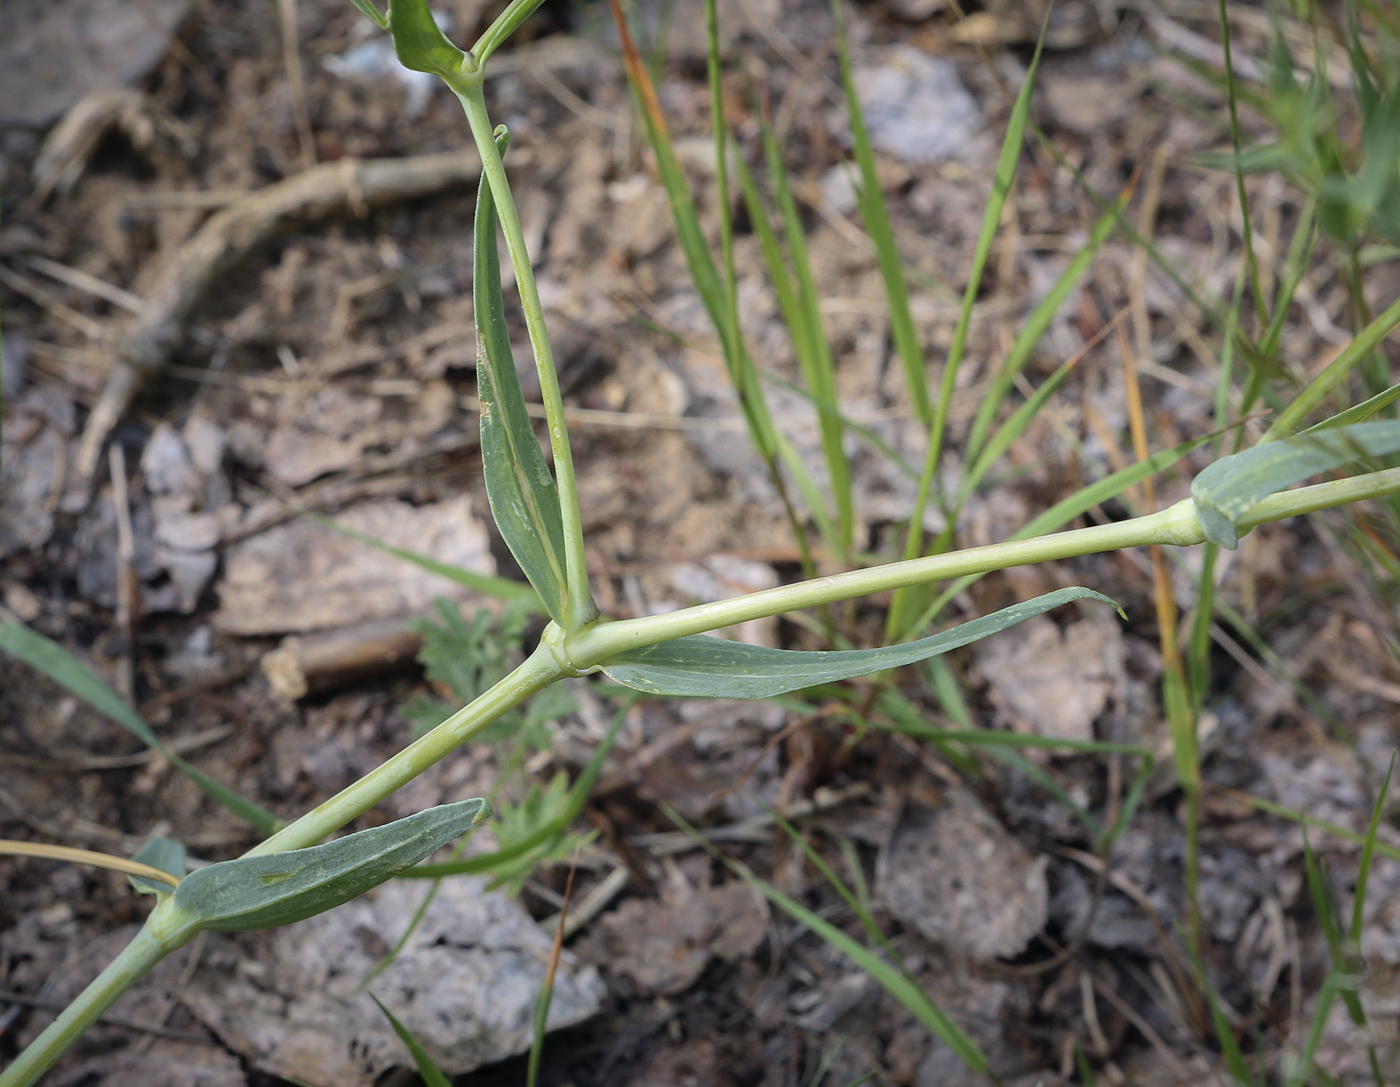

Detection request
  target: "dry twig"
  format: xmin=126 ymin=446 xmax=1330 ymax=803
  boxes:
xmin=72 ymin=151 xmax=483 ymax=497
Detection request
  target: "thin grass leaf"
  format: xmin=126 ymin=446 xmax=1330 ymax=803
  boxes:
xmin=748 ymin=122 xmax=854 ymax=551
xmin=603 ymin=586 xmax=1119 ymax=699
xmin=1342 ymin=753 xmax=1394 ymax=1086
xmin=778 ymin=817 xmax=886 ymax=955
xmin=173 ymin=799 xmax=488 ymax=931
xmin=1306 ymin=382 xmax=1400 ymax=431
xmin=1262 ymin=292 xmax=1400 ymax=440
xmin=1350 ymin=753 xmax=1395 ymax=944
xmin=898 ymin=27 xmax=1046 ymax=575
xmin=960 ymin=343 xmax=1086 ymax=502
xmin=1186 ymin=544 xmax=1219 ymax=717
xmin=1187 ymin=943 xmax=1254 ymax=1087
xmin=1192 ymin=420 xmax=1400 ymax=547
xmin=610 ymin=0 xmax=777 ymax=460
xmin=1222 ymin=788 xmax=1400 ymax=863
xmin=1217 ymin=0 xmax=1267 ymax=328
xmin=667 ymin=807 xmax=989 ymax=1075
xmin=829 ymin=0 xmax=927 ymax=427
xmin=370 ymin=995 xmax=451 ymax=1087
xmin=874 ymin=687 xmax=981 ymax=780
xmin=474 ymin=127 xmax=570 ymax=623
xmin=280 ymin=500 xmax=541 ymax=607
xmin=986 ymin=747 xmax=1101 ymax=839
xmin=1257 ymin=197 xmax=1319 ymax=371
xmin=870 ymin=722 xmax=1149 ymax=757
xmin=761 ymin=368 xmax=918 ymax=482
xmin=1292 ymin=824 xmax=1351 ymax=1087
xmin=527 ymin=853 xmax=575 ymax=1087
xmin=964 ymin=199 xmax=1123 ymax=468
xmin=616 ymin=0 xmax=829 ymax=565
xmin=358 ymin=880 xmax=440 ymax=990
xmin=387 ymin=0 xmax=466 ymax=79
xmin=0 ymin=621 xmax=282 ymax=835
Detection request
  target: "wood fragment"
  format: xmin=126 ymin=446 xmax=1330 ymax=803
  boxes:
xmin=71 ymin=151 xmax=484 ymax=498
xmin=260 ymin=618 xmax=426 ymax=701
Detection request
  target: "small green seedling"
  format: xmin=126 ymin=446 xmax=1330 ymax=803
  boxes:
xmin=5 ymin=1 xmax=1400 ymax=1082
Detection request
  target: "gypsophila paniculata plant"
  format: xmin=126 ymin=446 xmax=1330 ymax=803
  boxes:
xmin=5 ymin=1 xmax=1400 ymax=1081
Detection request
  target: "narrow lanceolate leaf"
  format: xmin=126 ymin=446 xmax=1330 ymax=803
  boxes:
xmin=603 ymin=587 xmax=1118 ymax=699
xmin=1191 ymin=420 xmax=1400 ymax=548
xmin=129 ymin=837 xmax=186 ymax=897
xmin=370 ymin=995 xmax=451 ymax=1087
xmin=173 ymin=799 xmax=489 ymax=932
xmin=474 ymin=131 xmax=570 ymax=624
xmin=387 ymin=0 xmax=467 ymax=78
xmin=0 ymin=622 xmax=282 ymax=835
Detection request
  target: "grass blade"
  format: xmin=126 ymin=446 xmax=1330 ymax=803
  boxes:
xmin=898 ymin=24 xmax=1047 ymax=567
xmin=618 ymin=0 xmax=830 ymax=567
xmin=370 ymin=995 xmax=451 ymax=1087
xmin=1261 ymin=292 xmax=1400 ymax=441
xmin=749 ymin=120 xmax=854 ymax=552
xmin=667 ymin=806 xmax=990 ymax=1075
xmin=1217 ymin=787 xmax=1400 ymax=864
xmin=964 ymin=197 xmax=1124 ymax=469
xmin=829 ymin=0 xmax=928 ymax=428
xmin=258 ymin=493 xmax=541 ymax=608
xmin=474 ymin=126 xmax=571 ymax=623
xmin=0 ymin=621 xmax=283 ymax=835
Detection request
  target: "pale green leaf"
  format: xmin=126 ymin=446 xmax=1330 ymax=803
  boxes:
xmin=387 ymin=0 xmax=466 ymax=78
xmin=603 ymin=587 xmax=1119 ymax=698
xmin=129 ymin=837 xmax=186 ymax=897
xmin=474 ymin=129 xmax=569 ymax=623
xmin=1191 ymin=420 xmax=1400 ymax=548
xmin=173 ymin=799 xmax=488 ymax=931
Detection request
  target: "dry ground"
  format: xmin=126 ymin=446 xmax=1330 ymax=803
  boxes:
xmin=3 ymin=1 xmax=1400 ymax=1084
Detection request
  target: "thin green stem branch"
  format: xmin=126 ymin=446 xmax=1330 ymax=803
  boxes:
xmin=567 ymin=501 xmax=1200 ymax=665
xmin=452 ymin=79 xmax=598 ymax=631
xmin=567 ymin=469 xmax=1400 ymax=666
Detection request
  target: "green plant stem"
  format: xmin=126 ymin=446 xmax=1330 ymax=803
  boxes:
xmin=0 ymin=909 xmax=196 ymax=1087
xmin=566 ymin=469 xmax=1400 ymax=665
xmin=247 ymin=635 xmax=568 ymax=857
xmin=452 ymin=78 xmax=597 ymax=631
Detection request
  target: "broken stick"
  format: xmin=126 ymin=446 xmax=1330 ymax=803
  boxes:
xmin=72 ymin=151 xmax=482 ymax=497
